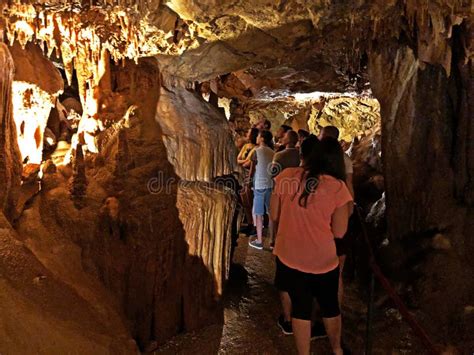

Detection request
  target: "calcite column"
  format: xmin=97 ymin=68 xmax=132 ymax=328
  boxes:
xmin=0 ymin=43 xmax=22 ymax=219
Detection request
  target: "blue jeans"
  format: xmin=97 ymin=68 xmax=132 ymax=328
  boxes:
xmin=253 ymin=188 xmax=272 ymax=216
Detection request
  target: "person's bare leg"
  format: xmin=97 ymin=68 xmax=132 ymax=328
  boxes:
xmin=255 ymin=215 xmax=263 ymax=244
xmin=322 ymin=316 xmax=343 ymax=355
xmin=292 ymin=318 xmax=311 ymax=355
xmin=338 ymin=255 xmax=346 ymax=306
xmin=268 ymin=219 xmax=274 ymax=245
xmin=280 ymin=291 xmax=292 ymax=321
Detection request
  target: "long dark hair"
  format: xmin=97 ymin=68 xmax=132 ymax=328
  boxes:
xmin=300 ymin=134 xmax=319 ymax=166
xmin=249 ymin=127 xmax=259 ymax=145
xmin=260 ymin=130 xmax=274 ymax=150
xmin=298 ymin=137 xmax=346 ymax=207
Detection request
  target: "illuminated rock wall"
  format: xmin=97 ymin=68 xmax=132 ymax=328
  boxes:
xmin=9 ymin=42 xmax=63 ymax=164
xmin=0 ymin=43 xmax=136 ymax=355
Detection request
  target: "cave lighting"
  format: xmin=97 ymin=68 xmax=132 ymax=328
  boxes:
xmin=292 ymin=91 xmax=361 ymax=102
xmin=12 ymin=81 xmax=56 ymax=165
xmin=262 ymin=89 xmax=375 ymax=103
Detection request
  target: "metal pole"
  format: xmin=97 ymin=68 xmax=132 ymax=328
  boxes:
xmin=365 ymin=270 xmax=375 ymax=355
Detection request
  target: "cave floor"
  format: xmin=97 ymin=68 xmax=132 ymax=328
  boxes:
xmin=154 ymin=233 xmax=423 ymax=354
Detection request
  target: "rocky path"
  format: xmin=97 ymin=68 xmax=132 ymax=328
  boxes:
xmin=154 ymin=234 xmax=421 ymax=354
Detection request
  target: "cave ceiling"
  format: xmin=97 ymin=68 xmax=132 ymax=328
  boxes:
xmin=1 ymin=1 xmax=471 ymax=97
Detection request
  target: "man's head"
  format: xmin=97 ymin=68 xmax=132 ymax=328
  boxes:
xmin=319 ymin=125 xmax=340 ymax=140
xmin=281 ymin=130 xmax=298 ymax=148
xmin=277 ymin=124 xmax=292 ymax=139
xmin=263 ymin=119 xmax=272 ymax=130
xmin=298 ymin=129 xmax=310 ymax=141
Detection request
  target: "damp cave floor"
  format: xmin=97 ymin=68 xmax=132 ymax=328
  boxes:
xmin=153 ymin=233 xmax=422 ymax=355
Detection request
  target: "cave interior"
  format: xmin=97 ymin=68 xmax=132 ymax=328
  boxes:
xmin=0 ymin=0 xmax=472 ymax=353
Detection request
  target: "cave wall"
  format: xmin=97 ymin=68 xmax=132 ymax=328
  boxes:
xmin=0 ymin=43 xmax=22 ymax=220
xmin=368 ymin=22 xmax=473 ymax=340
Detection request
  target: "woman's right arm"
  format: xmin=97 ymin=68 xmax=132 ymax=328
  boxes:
xmin=331 ymin=202 xmax=351 ymax=238
xmin=270 ymin=186 xmax=282 ymax=226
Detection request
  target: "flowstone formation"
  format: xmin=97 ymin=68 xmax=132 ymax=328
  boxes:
xmin=0 ymin=0 xmax=473 ymax=352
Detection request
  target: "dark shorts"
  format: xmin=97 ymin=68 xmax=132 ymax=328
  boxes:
xmin=274 ymin=257 xmax=340 ymax=320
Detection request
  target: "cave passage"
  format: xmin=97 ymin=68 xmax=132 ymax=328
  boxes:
xmin=0 ymin=1 xmax=472 ymax=354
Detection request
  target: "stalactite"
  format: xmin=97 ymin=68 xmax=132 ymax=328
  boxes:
xmin=1 ymin=1 xmax=194 ymax=98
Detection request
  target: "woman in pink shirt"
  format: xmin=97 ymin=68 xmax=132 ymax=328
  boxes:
xmin=271 ymin=138 xmax=353 ymax=355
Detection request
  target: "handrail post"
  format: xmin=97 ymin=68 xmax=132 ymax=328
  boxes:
xmin=365 ymin=269 xmax=375 ymax=355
